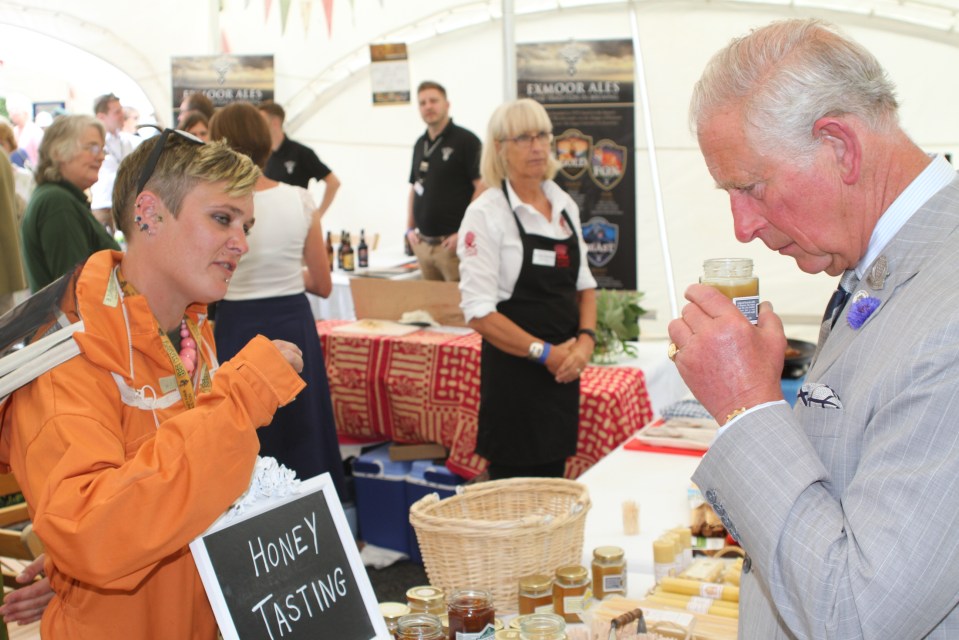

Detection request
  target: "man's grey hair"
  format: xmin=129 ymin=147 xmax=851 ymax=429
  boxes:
xmin=689 ymin=18 xmax=899 ymax=163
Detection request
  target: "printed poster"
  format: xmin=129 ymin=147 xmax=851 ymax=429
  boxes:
xmin=518 ymin=40 xmax=637 ymax=290
xmin=171 ymin=54 xmax=275 ymax=124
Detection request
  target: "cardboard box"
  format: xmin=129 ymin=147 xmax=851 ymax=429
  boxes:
xmin=388 ymin=442 xmax=448 ymax=462
xmin=350 ymin=278 xmax=466 ymax=327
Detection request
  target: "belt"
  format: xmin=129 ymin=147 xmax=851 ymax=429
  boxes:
xmin=416 ymin=231 xmax=449 ymax=246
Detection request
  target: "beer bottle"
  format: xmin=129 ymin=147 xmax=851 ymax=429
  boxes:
xmin=342 ymin=232 xmax=355 ymax=272
xmin=325 ymin=231 xmax=334 ymax=271
xmin=337 ymin=229 xmax=346 ymax=270
xmin=358 ymin=229 xmax=369 ymax=269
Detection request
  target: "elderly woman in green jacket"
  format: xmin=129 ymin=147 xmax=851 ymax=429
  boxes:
xmin=20 ymin=115 xmax=120 ymax=292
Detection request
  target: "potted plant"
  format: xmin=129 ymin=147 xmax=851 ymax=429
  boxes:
xmin=592 ymin=289 xmax=646 ymax=364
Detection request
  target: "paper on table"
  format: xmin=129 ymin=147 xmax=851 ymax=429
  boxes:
xmin=331 ymin=319 xmax=422 ymax=336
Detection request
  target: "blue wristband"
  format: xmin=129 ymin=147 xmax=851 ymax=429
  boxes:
xmin=538 ymin=342 xmax=551 ymax=365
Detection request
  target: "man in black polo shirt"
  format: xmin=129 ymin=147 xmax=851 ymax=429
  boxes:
xmin=258 ymin=100 xmax=341 ymax=217
xmin=406 ymin=81 xmax=483 ymax=281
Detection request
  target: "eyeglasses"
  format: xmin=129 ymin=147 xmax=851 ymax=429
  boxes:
xmin=501 ymin=131 xmax=553 ymax=148
xmin=81 ymin=143 xmax=105 ymax=157
xmin=135 ymin=127 xmax=205 ymax=196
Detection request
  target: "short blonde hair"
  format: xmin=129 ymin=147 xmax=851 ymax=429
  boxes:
xmin=113 ymin=133 xmax=259 ymax=236
xmin=35 ymin=115 xmax=105 ymax=185
xmin=480 ymin=98 xmax=559 ymax=187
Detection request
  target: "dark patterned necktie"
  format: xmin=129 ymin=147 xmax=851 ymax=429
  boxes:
xmin=818 ymin=269 xmax=859 ymax=348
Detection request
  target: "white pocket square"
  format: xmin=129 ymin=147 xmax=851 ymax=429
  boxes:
xmin=798 ymin=383 xmax=843 ymax=409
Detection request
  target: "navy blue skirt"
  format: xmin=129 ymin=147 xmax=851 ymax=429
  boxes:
xmin=214 ymin=293 xmax=346 ymax=500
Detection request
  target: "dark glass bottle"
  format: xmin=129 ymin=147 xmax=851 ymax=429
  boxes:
xmin=342 ymin=231 xmax=355 ymax=272
xmin=325 ymin=231 xmax=334 ymax=271
xmin=358 ymin=229 xmax=369 ymax=269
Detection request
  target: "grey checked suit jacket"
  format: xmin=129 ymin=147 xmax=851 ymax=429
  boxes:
xmin=693 ymin=173 xmax=959 ymax=639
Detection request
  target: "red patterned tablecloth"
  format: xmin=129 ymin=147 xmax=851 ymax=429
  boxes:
xmin=317 ymin=320 xmax=653 ymax=479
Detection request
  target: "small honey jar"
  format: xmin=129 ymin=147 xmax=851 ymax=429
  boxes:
xmin=381 ymin=601 xmax=411 ymax=637
xmin=407 ymin=586 xmax=447 ymax=616
xmin=591 ymin=545 xmax=627 ymax=600
xmin=518 ymin=612 xmax=567 ymax=640
xmin=518 ymin=574 xmax=553 ymax=614
xmin=447 ymin=589 xmax=495 ymax=639
xmin=552 ymin=565 xmax=589 ymax=623
xmin=395 ymin=613 xmax=445 ymax=639
xmin=701 ymin=258 xmax=760 ymax=324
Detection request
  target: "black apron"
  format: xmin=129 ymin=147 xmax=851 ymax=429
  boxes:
xmin=476 ymin=183 xmax=581 ymax=466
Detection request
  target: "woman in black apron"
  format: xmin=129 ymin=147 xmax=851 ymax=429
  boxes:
xmin=457 ymin=99 xmax=597 ymax=480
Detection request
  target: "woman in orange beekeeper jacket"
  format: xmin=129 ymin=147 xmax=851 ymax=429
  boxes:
xmin=0 ymin=129 xmax=306 ymax=639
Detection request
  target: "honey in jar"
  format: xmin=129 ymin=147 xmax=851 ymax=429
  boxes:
xmin=518 ymin=612 xmax=567 ymax=640
xmin=552 ymin=565 xmax=589 ymax=623
xmin=396 ymin=613 xmax=446 ymax=639
xmin=518 ymin=574 xmax=553 ymax=615
xmin=381 ymin=602 xmax=412 ymax=637
xmin=701 ymin=258 xmax=759 ymax=324
xmin=591 ymin=546 xmax=626 ymax=600
xmin=407 ymin=586 xmax=447 ymax=616
xmin=447 ymin=589 xmax=495 ymax=639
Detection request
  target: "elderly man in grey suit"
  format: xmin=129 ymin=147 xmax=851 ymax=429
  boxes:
xmin=668 ymin=18 xmax=959 ymax=639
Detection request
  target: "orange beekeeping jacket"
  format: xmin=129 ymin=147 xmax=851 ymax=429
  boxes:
xmin=0 ymin=250 xmax=305 ymax=639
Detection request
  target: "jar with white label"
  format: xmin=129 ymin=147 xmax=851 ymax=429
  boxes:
xmin=701 ymin=258 xmax=760 ymax=324
xmin=552 ymin=565 xmax=589 ymax=623
xmin=591 ymin=546 xmax=627 ymax=600
xmin=447 ymin=589 xmax=495 ymax=639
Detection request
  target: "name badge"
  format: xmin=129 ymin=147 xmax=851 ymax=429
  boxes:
xmin=532 ymin=249 xmax=556 ymax=267
xmin=413 ymin=180 xmax=425 ymax=196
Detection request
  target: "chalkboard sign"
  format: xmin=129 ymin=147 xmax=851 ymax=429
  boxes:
xmin=191 ymin=473 xmax=390 ymax=640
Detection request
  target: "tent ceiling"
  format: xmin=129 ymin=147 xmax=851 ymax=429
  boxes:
xmin=4 ymin=0 xmax=959 ymax=117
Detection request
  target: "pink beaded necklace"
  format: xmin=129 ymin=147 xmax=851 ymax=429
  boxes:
xmin=178 ymin=320 xmax=198 ymax=375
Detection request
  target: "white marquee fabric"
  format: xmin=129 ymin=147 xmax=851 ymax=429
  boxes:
xmin=4 ymin=0 xmax=959 ymax=337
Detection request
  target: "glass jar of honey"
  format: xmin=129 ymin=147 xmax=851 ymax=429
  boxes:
xmin=396 ymin=613 xmax=446 ymax=639
xmin=701 ymin=258 xmax=759 ymax=324
xmin=591 ymin=546 xmax=626 ymax=600
xmin=407 ymin=586 xmax=447 ymax=616
xmin=447 ymin=589 xmax=495 ymax=639
xmin=552 ymin=565 xmax=589 ymax=623
xmin=381 ymin=601 xmax=412 ymax=637
xmin=518 ymin=612 xmax=567 ymax=639
xmin=518 ymin=574 xmax=553 ymax=614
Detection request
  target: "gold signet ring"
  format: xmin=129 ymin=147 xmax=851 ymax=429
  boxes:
xmin=667 ymin=342 xmax=679 ymax=361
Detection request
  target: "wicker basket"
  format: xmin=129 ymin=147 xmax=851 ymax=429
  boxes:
xmin=409 ymin=477 xmax=591 ymax=613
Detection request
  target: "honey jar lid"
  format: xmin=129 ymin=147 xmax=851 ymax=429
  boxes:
xmin=554 ymin=564 xmax=588 ymax=583
xmin=518 ymin=573 xmax=553 ymax=591
xmin=593 ymin=545 xmax=625 ymax=562
xmin=509 ymin=614 xmax=531 ymax=630
xmin=406 ymin=585 xmax=446 ymax=606
xmin=379 ymin=601 xmax=411 ymax=621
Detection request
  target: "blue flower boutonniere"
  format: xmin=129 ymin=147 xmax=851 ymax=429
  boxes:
xmin=847 ymin=296 xmax=880 ymax=329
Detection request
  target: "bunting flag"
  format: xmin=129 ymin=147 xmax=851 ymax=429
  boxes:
xmin=301 ymin=0 xmax=313 ymax=37
xmin=221 ymin=29 xmax=232 ymax=54
xmin=279 ymin=0 xmax=292 ymax=33
xmin=322 ymin=0 xmax=334 ymax=37
xmin=264 ymin=0 xmax=273 ymax=21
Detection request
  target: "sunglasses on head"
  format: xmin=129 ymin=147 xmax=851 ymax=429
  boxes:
xmin=135 ymin=127 xmax=205 ymax=196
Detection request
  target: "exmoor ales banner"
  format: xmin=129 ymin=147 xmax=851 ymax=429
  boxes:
xmin=518 ymin=40 xmax=637 ymax=290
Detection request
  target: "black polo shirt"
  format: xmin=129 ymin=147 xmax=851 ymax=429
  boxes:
xmin=408 ymin=119 xmax=481 ymax=237
xmin=264 ymin=135 xmax=332 ymax=189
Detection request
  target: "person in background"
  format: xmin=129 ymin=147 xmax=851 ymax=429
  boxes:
xmin=20 ymin=114 xmax=120 ymax=292
xmin=458 ymin=98 xmax=596 ymax=480
xmin=210 ymin=102 xmax=346 ymax=499
xmin=0 ymin=128 xmax=305 ymax=639
xmin=5 ymin=94 xmax=43 ymax=168
xmin=670 ymin=18 xmax=959 ymax=638
xmin=257 ymin=100 xmax=340 ymax=218
xmin=180 ymin=111 xmax=210 ymax=142
xmin=407 ymin=81 xmax=483 ymax=281
xmin=122 ymin=105 xmax=140 ymax=134
xmin=0 ymin=120 xmax=36 ymax=216
xmin=0 ymin=152 xmax=26 ymax=316
xmin=177 ymin=91 xmax=215 ymax=127
xmin=90 ymin=93 xmax=141 ymax=233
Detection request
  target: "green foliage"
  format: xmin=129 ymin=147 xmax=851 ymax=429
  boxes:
xmin=594 ymin=289 xmax=646 ymax=361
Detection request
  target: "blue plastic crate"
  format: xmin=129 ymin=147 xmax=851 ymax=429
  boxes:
xmin=406 ymin=460 xmax=466 ymax=563
xmin=352 ymin=443 xmax=413 ymax=555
